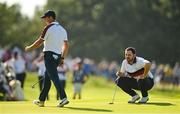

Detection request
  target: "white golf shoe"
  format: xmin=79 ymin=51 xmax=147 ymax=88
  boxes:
xmin=33 ymin=100 xmax=44 ymax=107
xmin=138 ymin=96 xmax=149 ymax=103
xmin=57 ymin=98 xmax=69 ymax=107
xmin=128 ymin=94 xmax=140 ymax=103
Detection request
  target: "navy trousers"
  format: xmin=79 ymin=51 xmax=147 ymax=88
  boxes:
xmin=39 ymin=51 xmax=67 ymax=101
xmin=116 ymin=76 xmax=154 ymax=97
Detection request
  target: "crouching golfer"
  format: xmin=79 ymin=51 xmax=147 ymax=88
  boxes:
xmin=25 ymin=10 xmax=69 ymax=107
xmin=116 ymin=47 xmax=154 ymax=103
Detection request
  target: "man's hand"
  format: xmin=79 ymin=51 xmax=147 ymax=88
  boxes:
xmin=116 ymin=71 xmax=125 ymax=77
xmin=25 ymin=46 xmax=31 ymax=52
xmin=139 ymin=74 xmax=147 ymax=79
xmin=59 ymin=57 xmax=64 ymax=65
xmin=139 ymin=63 xmax=151 ymax=79
xmin=25 ymin=38 xmax=44 ymax=52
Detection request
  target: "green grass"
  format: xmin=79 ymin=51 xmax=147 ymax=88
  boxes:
xmin=0 ymin=72 xmax=180 ymax=114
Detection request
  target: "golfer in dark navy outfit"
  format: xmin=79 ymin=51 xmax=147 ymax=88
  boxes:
xmin=25 ymin=10 xmax=69 ymax=107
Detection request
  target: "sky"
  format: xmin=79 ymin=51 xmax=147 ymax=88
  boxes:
xmin=0 ymin=0 xmax=47 ymax=18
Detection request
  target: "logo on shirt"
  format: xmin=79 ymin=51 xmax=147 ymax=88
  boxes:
xmin=52 ymin=54 xmax=58 ymax=60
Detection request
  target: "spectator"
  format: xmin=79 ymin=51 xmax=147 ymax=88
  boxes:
xmin=172 ymin=62 xmax=180 ymax=86
xmin=72 ymin=59 xmax=88 ymax=99
xmin=56 ymin=63 xmax=68 ymax=100
xmin=33 ymin=53 xmax=47 ymax=98
xmin=6 ymin=66 xmax=25 ymax=101
xmin=11 ymin=52 xmax=26 ymax=89
xmin=2 ymin=48 xmax=11 ymax=62
xmin=0 ymin=45 xmax=4 ymax=60
xmin=108 ymin=61 xmax=118 ymax=81
xmin=154 ymin=64 xmax=164 ymax=84
xmin=0 ymin=60 xmax=14 ymax=100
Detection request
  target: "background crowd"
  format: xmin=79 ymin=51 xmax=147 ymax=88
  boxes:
xmin=0 ymin=46 xmax=180 ymax=101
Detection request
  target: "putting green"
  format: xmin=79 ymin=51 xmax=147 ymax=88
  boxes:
xmin=0 ymin=73 xmax=180 ymax=114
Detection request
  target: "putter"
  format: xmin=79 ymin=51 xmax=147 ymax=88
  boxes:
xmin=109 ymin=85 xmax=118 ymax=104
xmin=31 ymin=77 xmax=45 ymax=89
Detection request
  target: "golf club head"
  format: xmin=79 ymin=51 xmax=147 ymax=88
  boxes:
xmin=109 ymin=102 xmax=114 ymax=104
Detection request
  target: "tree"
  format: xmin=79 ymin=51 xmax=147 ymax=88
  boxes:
xmin=0 ymin=3 xmax=33 ymax=49
xmin=1 ymin=0 xmax=180 ymax=63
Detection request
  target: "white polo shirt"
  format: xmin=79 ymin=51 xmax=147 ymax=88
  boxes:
xmin=42 ymin=21 xmax=68 ymax=54
xmin=120 ymin=57 xmax=153 ymax=78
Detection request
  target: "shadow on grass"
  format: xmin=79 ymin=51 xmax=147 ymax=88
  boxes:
xmin=64 ymin=106 xmax=112 ymax=112
xmin=136 ymin=102 xmax=175 ymax=106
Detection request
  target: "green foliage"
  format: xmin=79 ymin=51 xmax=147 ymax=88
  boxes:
xmin=43 ymin=0 xmax=180 ymax=63
xmin=0 ymin=3 xmax=32 ymax=48
xmin=1 ymin=0 xmax=180 ymax=63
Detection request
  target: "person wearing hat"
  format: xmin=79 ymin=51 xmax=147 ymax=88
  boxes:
xmin=25 ymin=10 xmax=69 ymax=107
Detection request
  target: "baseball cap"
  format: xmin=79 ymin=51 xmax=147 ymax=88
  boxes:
xmin=41 ymin=10 xmax=56 ymax=19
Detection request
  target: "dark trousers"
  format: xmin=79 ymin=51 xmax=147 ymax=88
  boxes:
xmin=38 ymin=76 xmax=44 ymax=91
xmin=39 ymin=51 xmax=67 ymax=101
xmin=38 ymin=76 xmax=49 ymax=100
xmin=56 ymin=80 xmax=66 ymax=100
xmin=16 ymin=72 xmax=26 ymax=88
xmin=116 ymin=77 xmax=154 ymax=97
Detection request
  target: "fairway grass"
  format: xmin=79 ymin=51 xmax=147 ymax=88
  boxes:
xmin=0 ymin=73 xmax=180 ymax=114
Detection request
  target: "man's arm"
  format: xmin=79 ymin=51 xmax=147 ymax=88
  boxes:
xmin=25 ymin=38 xmax=44 ymax=52
xmin=61 ymin=41 xmax=69 ymax=58
xmin=116 ymin=71 xmax=125 ymax=77
xmin=142 ymin=62 xmax=151 ymax=78
xmin=116 ymin=61 xmax=126 ymax=77
xmin=60 ymin=41 xmax=69 ymax=65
